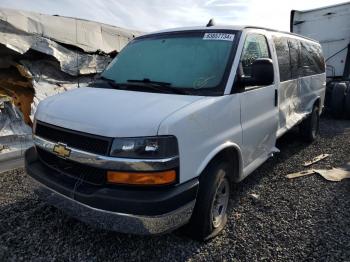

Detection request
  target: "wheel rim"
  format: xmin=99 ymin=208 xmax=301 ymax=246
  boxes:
xmin=211 ymin=176 xmax=229 ymax=228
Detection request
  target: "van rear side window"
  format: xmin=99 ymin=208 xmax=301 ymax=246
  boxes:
xmin=273 ymin=37 xmax=291 ymax=81
xmin=288 ymin=39 xmax=301 ymax=79
xmin=300 ymin=42 xmax=325 ymax=76
xmin=273 ymin=36 xmax=324 ymax=82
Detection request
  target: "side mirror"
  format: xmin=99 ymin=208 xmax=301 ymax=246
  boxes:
xmin=240 ymin=58 xmax=274 ymax=87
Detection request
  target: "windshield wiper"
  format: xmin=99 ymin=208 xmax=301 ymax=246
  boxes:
xmin=127 ymin=78 xmax=187 ymax=95
xmin=128 ymin=78 xmax=171 ymax=86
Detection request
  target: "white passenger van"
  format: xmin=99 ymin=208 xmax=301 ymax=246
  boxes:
xmin=25 ymin=25 xmax=326 ymax=240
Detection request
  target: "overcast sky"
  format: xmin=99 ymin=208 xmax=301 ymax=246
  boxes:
xmin=0 ymin=0 xmax=347 ymax=32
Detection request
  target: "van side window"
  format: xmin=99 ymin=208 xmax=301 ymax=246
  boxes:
xmin=300 ymin=42 xmax=325 ymax=76
xmin=273 ymin=37 xmax=292 ymax=81
xmin=300 ymin=42 xmax=316 ymax=76
xmin=312 ymin=45 xmax=326 ymax=74
xmin=288 ymin=39 xmax=301 ymax=79
xmin=273 ymin=36 xmax=325 ymax=81
xmin=241 ymin=34 xmax=270 ymax=77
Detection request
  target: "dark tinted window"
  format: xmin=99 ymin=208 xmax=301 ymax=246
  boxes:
xmin=273 ymin=37 xmax=291 ymax=81
xmin=314 ymin=45 xmax=325 ymax=73
xmin=273 ymin=36 xmax=324 ymax=82
xmin=288 ymin=39 xmax=301 ymax=79
xmin=300 ymin=42 xmax=325 ymax=75
xmin=300 ymin=42 xmax=314 ymax=76
xmin=240 ymin=34 xmax=270 ymax=77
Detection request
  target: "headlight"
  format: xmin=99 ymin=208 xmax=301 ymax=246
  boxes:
xmin=110 ymin=136 xmax=178 ymax=159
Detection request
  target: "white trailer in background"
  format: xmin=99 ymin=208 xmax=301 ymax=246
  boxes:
xmin=291 ymin=2 xmax=350 ymax=118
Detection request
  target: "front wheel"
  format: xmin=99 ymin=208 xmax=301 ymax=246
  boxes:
xmin=299 ymin=105 xmax=320 ymax=143
xmin=185 ymin=160 xmax=231 ymax=241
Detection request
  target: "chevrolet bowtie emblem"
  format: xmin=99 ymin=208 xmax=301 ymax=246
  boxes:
xmin=53 ymin=143 xmax=71 ymax=158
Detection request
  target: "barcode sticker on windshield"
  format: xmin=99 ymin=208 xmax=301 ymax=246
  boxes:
xmin=203 ymin=33 xmax=235 ymax=41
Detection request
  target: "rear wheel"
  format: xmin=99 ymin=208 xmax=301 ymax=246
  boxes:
xmin=331 ymin=82 xmax=347 ymax=118
xmin=299 ymin=105 xmax=319 ymax=143
xmin=345 ymin=87 xmax=350 ymax=119
xmin=185 ymin=160 xmax=231 ymax=241
xmin=325 ymin=81 xmax=337 ymax=108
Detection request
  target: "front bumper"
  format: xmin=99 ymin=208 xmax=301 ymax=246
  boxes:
xmin=25 ymin=147 xmax=198 ymax=235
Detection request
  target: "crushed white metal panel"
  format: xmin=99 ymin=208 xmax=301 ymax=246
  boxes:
xmin=0 ymin=99 xmax=31 ymax=137
xmin=0 ymin=21 xmax=112 ymax=76
xmin=22 ymin=59 xmax=93 ymax=121
xmin=6 ymin=57 xmax=98 ymax=123
xmin=0 ymin=8 xmax=143 ymax=53
xmin=0 ymin=8 xmax=141 ymax=157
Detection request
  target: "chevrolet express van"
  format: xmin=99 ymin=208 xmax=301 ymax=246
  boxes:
xmin=25 ymin=25 xmax=326 ymax=240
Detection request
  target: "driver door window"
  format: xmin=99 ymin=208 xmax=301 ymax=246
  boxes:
xmin=240 ymin=34 xmax=271 ymax=77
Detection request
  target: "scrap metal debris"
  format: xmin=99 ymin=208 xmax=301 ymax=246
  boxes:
xmin=0 ymin=8 xmax=142 ymax=151
xmin=0 ymin=97 xmax=31 ymax=137
xmin=313 ymin=168 xmax=350 ymax=182
xmin=0 ymin=144 xmax=6 ymax=152
xmin=303 ymin=154 xmax=330 ymax=167
xmin=286 ymin=161 xmax=350 ymax=182
xmin=249 ymin=193 xmax=259 ymax=199
xmin=0 ymin=8 xmax=140 ymax=54
xmin=286 ymin=170 xmax=316 ymax=179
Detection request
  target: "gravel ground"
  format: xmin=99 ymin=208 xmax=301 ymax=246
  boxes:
xmin=0 ymin=116 xmax=349 ymax=262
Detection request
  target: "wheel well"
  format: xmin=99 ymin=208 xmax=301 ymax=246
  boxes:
xmin=314 ymin=98 xmax=321 ymax=112
xmin=201 ymin=147 xmax=240 ymax=183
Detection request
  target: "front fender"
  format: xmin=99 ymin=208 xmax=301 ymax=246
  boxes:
xmin=157 ymin=95 xmax=243 ymax=184
xmin=196 ymin=142 xmax=244 ymax=179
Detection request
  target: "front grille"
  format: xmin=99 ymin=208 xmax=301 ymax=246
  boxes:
xmin=37 ymin=147 xmax=106 ymax=185
xmin=35 ymin=121 xmax=112 ymax=155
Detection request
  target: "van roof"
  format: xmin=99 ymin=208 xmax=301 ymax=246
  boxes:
xmin=144 ymin=25 xmax=319 ymax=43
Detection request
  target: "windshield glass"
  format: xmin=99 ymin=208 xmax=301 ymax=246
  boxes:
xmin=101 ymin=31 xmax=239 ymax=95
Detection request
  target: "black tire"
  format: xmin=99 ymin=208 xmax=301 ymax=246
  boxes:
xmin=345 ymin=86 xmax=350 ymax=119
xmin=299 ymin=105 xmax=320 ymax=143
xmin=331 ymin=82 xmax=347 ymax=118
xmin=325 ymin=81 xmax=337 ymax=108
xmin=185 ymin=160 xmax=231 ymax=241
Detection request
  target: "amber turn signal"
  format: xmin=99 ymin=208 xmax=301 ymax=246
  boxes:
xmin=107 ymin=170 xmax=176 ymax=185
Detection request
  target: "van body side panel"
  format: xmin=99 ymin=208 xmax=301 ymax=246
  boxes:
xmin=277 ymin=77 xmax=325 ymax=138
xmin=299 ymin=74 xmax=326 ymax=114
xmin=272 ymin=32 xmax=326 ymax=138
xmin=277 ymin=79 xmax=302 ymax=134
xmin=157 ymin=95 xmax=242 ymax=183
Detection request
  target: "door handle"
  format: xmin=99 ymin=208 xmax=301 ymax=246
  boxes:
xmin=274 ymin=89 xmax=278 ymax=107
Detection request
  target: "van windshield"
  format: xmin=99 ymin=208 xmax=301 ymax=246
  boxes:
xmin=101 ymin=31 xmax=238 ymax=95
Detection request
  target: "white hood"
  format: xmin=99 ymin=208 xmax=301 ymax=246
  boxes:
xmin=35 ymin=87 xmax=203 ymax=137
